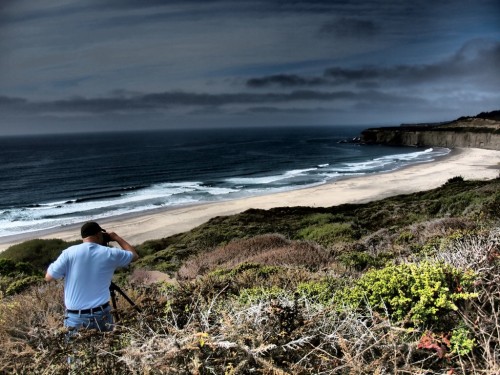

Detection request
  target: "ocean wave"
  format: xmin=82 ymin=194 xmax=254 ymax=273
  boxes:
xmin=334 ymin=147 xmax=449 ymax=173
xmin=225 ymin=168 xmax=318 ymax=185
xmin=0 ymin=181 xmax=243 ymax=237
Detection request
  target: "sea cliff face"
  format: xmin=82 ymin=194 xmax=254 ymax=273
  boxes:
xmin=360 ymin=112 xmax=500 ymax=150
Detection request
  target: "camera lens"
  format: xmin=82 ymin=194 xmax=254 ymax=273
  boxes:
xmin=102 ymin=232 xmax=111 ymax=243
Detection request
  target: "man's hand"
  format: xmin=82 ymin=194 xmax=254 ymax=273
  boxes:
xmin=106 ymin=231 xmax=139 ymax=262
xmin=107 ymin=231 xmax=123 ymax=242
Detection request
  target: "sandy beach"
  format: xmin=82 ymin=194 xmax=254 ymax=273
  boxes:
xmin=1 ymin=147 xmax=499 ymax=252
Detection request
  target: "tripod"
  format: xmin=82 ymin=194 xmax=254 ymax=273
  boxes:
xmin=110 ymin=282 xmax=142 ymax=321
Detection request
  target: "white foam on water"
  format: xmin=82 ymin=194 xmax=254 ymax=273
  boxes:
xmin=226 ymin=168 xmax=317 ymax=185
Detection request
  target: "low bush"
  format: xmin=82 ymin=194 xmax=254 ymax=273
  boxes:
xmin=0 ymin=258 xmax=38 ymax=277
xmin=450 ymin=326 xmax=475 ymax=356
xmin=0 ymin=239 xmax=79 ymax=272
xmin=5 ymin=275 xmax=43 ymax=296
xmin=337 ymin=251 xmax=374 ymax=271
xmin=212 ymin=262 xmax=281 ymax=278
xmin=445 ymin=176 xmax=465 ymax=185
xmin=0 ymin=259 xmax=43 ymax=298
xmin=296 ymin=279 xmax=335 ymax=305
xmin=298 ymin=222 xmax=358 ymax=245
xmin=337 ymin=261 xmax=477 ymax=327
xmin=236 ymin=285 xmax=286 ymax=306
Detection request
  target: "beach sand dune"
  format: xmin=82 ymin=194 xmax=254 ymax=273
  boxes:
xmin=1 ymin=147 xmax=498 ymax=252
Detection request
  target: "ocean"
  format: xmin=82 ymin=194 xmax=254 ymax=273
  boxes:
xmin=0 ymin=126 xmax=450 ymax=239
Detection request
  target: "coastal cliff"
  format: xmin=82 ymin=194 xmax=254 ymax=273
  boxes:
xmin=360 ymin=110 xmax=500 ymax=150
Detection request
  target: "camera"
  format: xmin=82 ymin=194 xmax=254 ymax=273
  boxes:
xmin=102 ymin=232 xmax=112 ymax=244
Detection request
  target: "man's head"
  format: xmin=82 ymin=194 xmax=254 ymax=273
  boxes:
xmin=81 ymin=221 xmax=107 ymax=243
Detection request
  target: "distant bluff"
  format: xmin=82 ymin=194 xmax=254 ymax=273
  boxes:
xmin=360 ymin=110 xmax=500 ymax=150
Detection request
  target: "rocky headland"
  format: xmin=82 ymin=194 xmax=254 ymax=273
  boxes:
xmin=360 ymin=110 xmax=500 ymax=150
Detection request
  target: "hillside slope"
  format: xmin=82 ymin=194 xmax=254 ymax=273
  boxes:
xmin=1 ymin=176 xmax=499 ymax=374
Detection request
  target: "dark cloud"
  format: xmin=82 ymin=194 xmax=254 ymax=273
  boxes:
xmin=245 ymin=106 xmax=334 ymax=114
xmin=319 ymin=18 xmax=380 ymax=38
xmin=247 ymin=74 xmax=328 ymax=88
xmin=324 ymin=67 xmax=380 ymax=83
xmin=0 ymin=91 xmax=321 ymax=114
xmin=100 ymin=0 xmax=360 ymax=12
xmin=245 ymin=40 xmax=500 ymax=88
xmin=0 ymin=88 xmax=417 ymax=116
xmin=0 ymin=95 xmax=27 ymax=106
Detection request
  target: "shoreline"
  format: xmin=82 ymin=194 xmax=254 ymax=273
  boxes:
xmin=1 ymin=147 xmax=499 ymax=252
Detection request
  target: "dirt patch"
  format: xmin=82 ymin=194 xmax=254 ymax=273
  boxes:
xmin=129 ymin=269 xmax=178 ymax=286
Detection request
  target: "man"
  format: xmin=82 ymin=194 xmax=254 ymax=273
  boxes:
xmin=45 ymin=221 xmax=139 ymax=332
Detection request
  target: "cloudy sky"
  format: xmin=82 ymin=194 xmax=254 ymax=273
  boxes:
xmin=0 ymin=0 xmax=499 ymax=135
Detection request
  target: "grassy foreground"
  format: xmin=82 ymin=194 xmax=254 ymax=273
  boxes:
xmin=0 ymin=176 xmax=499 ymax=374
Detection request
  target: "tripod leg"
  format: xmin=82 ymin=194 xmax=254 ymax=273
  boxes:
xmin=112 ymin=284 xmax=142 ymax=313
xmin=110 ymin=289 xmax=120 ymax=322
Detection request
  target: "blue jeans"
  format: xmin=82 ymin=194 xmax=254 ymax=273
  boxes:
xmin=64 ymin=305 xmax=114 ymax=332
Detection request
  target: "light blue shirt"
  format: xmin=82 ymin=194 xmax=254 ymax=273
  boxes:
xmin=47 ymin=242 xmax=133 ymax=310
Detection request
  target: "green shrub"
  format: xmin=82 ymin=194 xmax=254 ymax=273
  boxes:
xmin=445 ymin=176 xmax=465 ymax=185
xmin=416 ymin=237 xmax=442 ymax=257
xmin=300 ymin=213 xmax=340 ymax=226
xmin=5 ymin=276 xmax=42 ymax=296
xmin=0 ymin=239 xmax=79 ymax=272
xmin=298 ymin=222 xmax=357 ymax=245
xmin=211 ymin=262 xmax=281 ymax=279
xmin=418 ymin=231 xmax=474 ymax=256
xmin=450 ymin=326 xmax=475 ymax=356
xmin=12 ymin=261 xmax=38 ymax=276
xmin=337 ymin=251 xmax=392 ymax=271
xmin=133 ymin=248 xmax=178 ymax=273
xmin=481 ymin=190 xmax=500 ymax=219
xmin=338 ymin=251 xmax=374 ymax=271
xmin=337 ymin=261 xmax=477 ymax=326
xmin=372 ymin=252 xmax=395 ymax=268
xmin=0 ymin=259 xmax=42 ymax=297
xmin=153 ymin=262 xmax=178 ymax=273
xmin=296 ymin=280 xmax=334 ymax=305
xmin=396 ymin=231 xmax=414 ymax=244
xmin=0 ymin=259 xmax=17 ymax=275
xmin=237 ymin=286 xmax=285 ymax=306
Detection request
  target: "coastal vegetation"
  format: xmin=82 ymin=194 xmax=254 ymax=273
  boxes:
xmin=0 ymin=176 xmax=499 ymax=374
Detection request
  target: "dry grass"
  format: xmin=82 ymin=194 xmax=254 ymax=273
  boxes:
xmin=177 ymin=234 xmax=332 ymax=280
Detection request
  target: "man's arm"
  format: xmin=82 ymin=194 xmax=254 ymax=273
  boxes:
xmin=107 ymin=232 xmax=139 ymax=262
xmin=45 ymin=251 xmax=67 ymax=282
